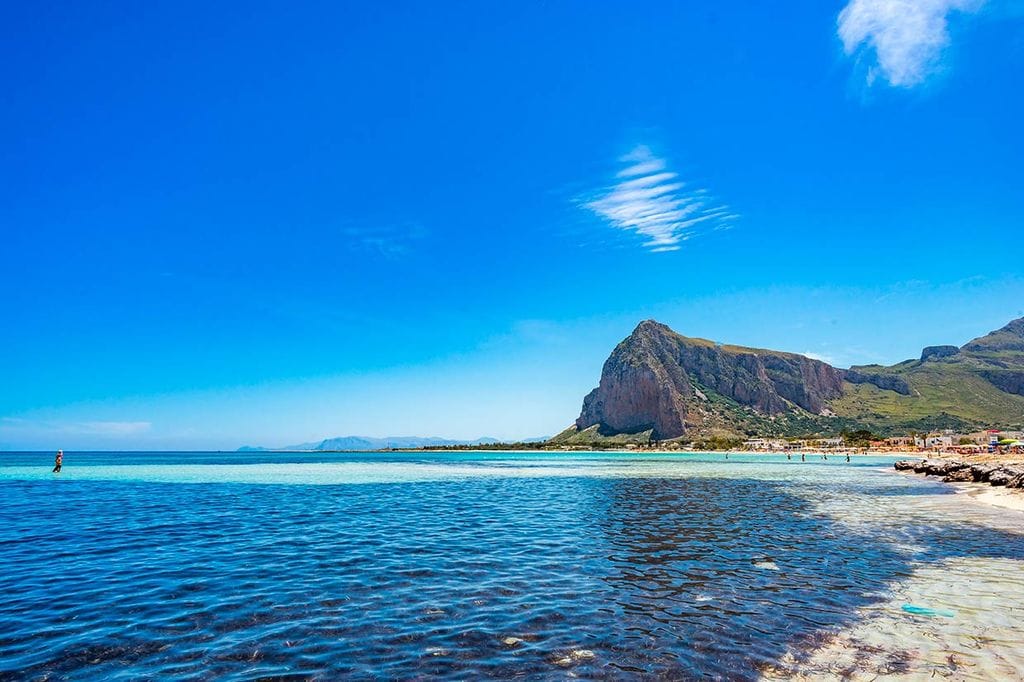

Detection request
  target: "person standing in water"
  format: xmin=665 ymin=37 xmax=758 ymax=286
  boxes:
xmin=52 ymin=450 xmax=63 ymax=473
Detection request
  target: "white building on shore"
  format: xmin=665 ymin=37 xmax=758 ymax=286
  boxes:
xmin=916 ymin=434 xmax=954 ymax=449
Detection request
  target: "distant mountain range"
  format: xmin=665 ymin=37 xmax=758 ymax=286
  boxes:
xmin=552 ymin=317 xmax=1024 ymax=444
xmin=238 ymin=435 xmax=545 ymax=452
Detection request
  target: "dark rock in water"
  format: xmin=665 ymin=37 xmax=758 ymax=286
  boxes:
xmin=1004 ymin=468 xmax=1021 ymax=484
xmin=898 ymin=457 xmax=1024 ymax=490
xmin=970 ymin=465 xmax=998 ymax=483
xmin=944 ymin=468 xmax=974 ymax=482
xmin=901 ymin=459 xmax=977 ymax=479
xmin=942 ymin=462 xmax=970 ymax=475
xmin=920 ymin=345 xmax=960 ymax=362
xmin=925 ymin=460 xmax=946 ymax=475
xmin=913 ymin=459 xmax=959 ymax=476
xmin=988 ymin=469 xmax=1015 ymax=487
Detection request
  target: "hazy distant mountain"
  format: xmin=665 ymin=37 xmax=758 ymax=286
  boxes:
xmin=239 ymin=436 xmax=503 ymax=452
xmin=313 ymin=436 xmax=500 ymax=451
xmin=553 ymin=317 xmax=1024 ymax=444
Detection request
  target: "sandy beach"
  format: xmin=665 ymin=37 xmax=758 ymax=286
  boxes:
xmin=957 ymin=483 xmax=1024 ymax=513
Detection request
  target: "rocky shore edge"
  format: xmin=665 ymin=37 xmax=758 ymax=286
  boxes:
xmin=894 ymin=458 xmax=1024 ymax=489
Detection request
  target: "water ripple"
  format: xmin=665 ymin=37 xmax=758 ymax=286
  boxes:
xmin=1 ymin=454 xmax=1023 ymax=679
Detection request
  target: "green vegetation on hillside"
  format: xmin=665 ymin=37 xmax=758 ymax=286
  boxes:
xmin=548 ymin=424 xmax=655 ymax=447
xmin=831 ymin=363 xmax=1024 ymax=432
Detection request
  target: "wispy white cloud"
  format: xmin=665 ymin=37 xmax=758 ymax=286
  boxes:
xmin=802 ymin=351 xmax=837 ymax=365
xmin=77 ymin=421 xmax=152 ymax=436
xmin=341 ymin=222 xmax=427 ymax=258
xmin=582 ymin=146 xmax=736 ymax=253
xmin=837 ymin=0 xmax=985 ymax=87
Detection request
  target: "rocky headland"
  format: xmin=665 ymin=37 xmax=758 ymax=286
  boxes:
xmin=553 ymin=316 xmax=1024 ymax=445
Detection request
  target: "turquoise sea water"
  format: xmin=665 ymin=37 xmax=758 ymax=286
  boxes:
xmin=2 ymin=451 xmax=1023 ymax=680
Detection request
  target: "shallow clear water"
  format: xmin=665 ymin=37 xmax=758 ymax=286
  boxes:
xmin=2 ymin=451 xmax=1023 ymax=680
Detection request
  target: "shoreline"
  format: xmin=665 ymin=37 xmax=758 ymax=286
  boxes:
xmin=412 ymin=447 xmax=920 ymax=456
xmin=961 ymin=483 xmax=1024 ymax=513
xmin=894 ymin=456 xmax=1024 ymax=513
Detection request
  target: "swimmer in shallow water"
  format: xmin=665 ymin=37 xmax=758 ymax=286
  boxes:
xmin=52 ymin=449 xmax=63 ymax=473
xmin=846 ymin=453 xmax=851 ymax=463
xmin=801 ymin=453 xmax=805 ymax=462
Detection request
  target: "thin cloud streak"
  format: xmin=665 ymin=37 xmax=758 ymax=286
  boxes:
xmin=0 ymin=417 xmax=152 ymax=438
xmin=78 ymin=421 xmax=152 ymax=436
xmin=837 ymin=0 xmax=985 ymax=87
xmin=341 ymin=222 xmax=427 ymax=258
xmin=802 ymin=351 xmax=837 ymax=365
xmin=583 ymin=146 xmax=737 ymax=253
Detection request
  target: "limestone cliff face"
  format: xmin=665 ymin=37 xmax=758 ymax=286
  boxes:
xmin=577 ymin=321 xmax=693 ymax=439
xmin=920 ymin=345 xmax=960 ymax=362
xmin=575 ymin=320 xmax=845 ymax=440
xmin=569 ymin=316 xmax=1024 ymax=442
xmin=844 ymin=368 xmax=911 ymax=395
xmin=976 ymin=370 xmax=1024 ymax=396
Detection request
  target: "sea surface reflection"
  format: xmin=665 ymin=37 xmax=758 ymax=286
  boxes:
xmin=1 ymin=452 xmax=1022 ymax=679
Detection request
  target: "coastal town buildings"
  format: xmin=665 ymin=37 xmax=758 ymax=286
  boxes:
xmin=737 ymin=429 xmax=1023 ymax=455
xmin=560 ymin=428 xmax=1022 ymax=454
xmin=916 ymin=435 xmax=954 ymax=449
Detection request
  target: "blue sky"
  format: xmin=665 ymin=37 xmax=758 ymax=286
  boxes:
xmin=2 ymin=1 xmax=1023 ymax=449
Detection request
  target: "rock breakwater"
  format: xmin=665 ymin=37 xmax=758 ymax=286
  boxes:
xmin=894 ymin=458 xmax=1024 ymax=489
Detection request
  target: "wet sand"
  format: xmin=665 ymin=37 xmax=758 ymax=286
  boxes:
xmin=893 ymin=470 xmax=1024 ymax=514
xmin=962 ymin=484 xmax=1024 ymax=513
xmin=892 ymin=459 xmax=1024 ymax=514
